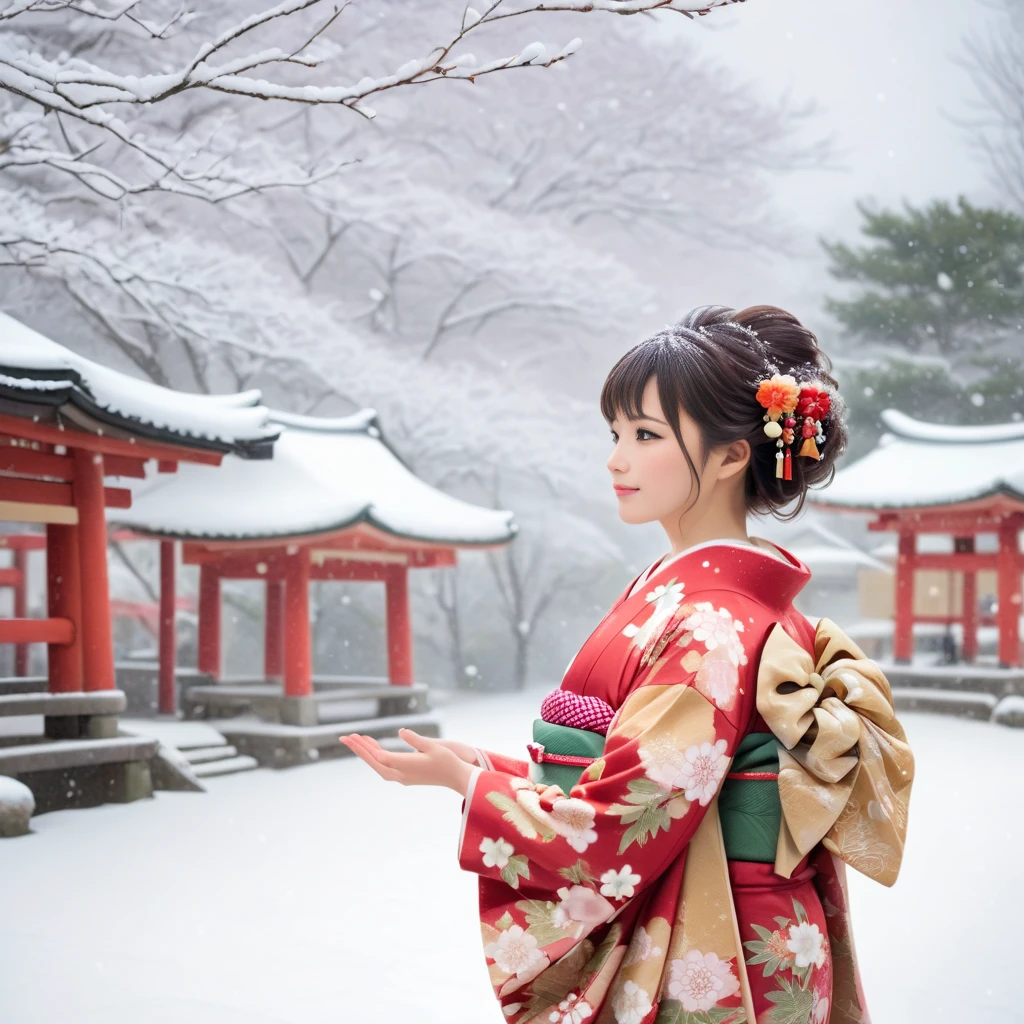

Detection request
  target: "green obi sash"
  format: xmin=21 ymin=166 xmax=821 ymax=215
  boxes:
xmin=529 ymin=722 xmax=781 ymax=864
xmin=529 ymin=720 xmax=606 ymax=794
xmin=717 ymin=732 xmax=781 ymax=864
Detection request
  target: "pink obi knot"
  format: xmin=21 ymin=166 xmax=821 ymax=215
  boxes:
xmin=540 ymin=688 xmax=615 ymax=736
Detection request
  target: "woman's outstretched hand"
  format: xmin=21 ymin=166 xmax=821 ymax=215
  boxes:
xmin=340 ymin=729 xmax=476 ymax=797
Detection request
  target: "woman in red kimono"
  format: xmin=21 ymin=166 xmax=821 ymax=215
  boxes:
xmin=342 ymin=305 xmax=914 ymax=1024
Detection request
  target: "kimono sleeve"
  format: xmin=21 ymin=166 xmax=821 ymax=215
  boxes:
xmin=474 ymin=748 xmax=530 ymax=778
xmin=458 ymin=592 xmax=761 ymax=962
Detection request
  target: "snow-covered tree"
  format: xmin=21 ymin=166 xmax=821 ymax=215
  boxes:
xmin=960 ymin=0 xmax=1024 ymax=212
xmin=1 ymin=0 xmax=832 ymax=688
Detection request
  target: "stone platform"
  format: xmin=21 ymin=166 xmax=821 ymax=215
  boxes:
xmin=881 ymin=662 xmax=1024 ymax=698
xmin=218 ymin=711 xmax=441 ymax=769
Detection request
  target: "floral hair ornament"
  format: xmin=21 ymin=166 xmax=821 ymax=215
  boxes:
xmin=755 ymin=374 xmax=830 ymax=481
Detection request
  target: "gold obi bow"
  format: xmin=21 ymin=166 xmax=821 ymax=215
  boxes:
xmin=756 ymin=618 xmax=914 ymax=887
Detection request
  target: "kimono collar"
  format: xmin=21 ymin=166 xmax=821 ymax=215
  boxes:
xmin=639 ymin=539 xmax=811 ymax=614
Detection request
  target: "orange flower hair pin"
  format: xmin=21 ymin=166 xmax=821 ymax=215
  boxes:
xmin=755 ymin=374 xmax=829 ymax=481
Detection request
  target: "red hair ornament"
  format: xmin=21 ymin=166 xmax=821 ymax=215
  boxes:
xmin=756 ymin=375 xmax=830 ymax=479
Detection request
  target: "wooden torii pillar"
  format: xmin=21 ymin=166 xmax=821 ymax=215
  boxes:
xmin=385 ymin=563 xmax=413 ymax=686
xmin=158 ymin=540 xmax=177 ymax=714
xmin=197 ymin=563 xmax=221 ymax=680
xmin=956 ymin=536 xmax=979 ymax=663
xmin=283 ymin=549 xmax=311 ymax=699
xmin=893 ymin=531 xmax=916 ymax=664
xmin=997 ymin=516 xmax=1023 ymax=668
xmin=264 ymin=579 xmax=284 ymax=682
xmin=12 ymin=544 xmax=29 ymax=676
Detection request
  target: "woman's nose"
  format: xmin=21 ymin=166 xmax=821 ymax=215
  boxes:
xmin=606 ymin=443 xmax=629 ymax=475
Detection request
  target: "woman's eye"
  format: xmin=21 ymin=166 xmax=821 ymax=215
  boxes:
xmin=636 ymin=428 xmax=659 ymax=441
xmin=609 ymin=431 xmax=619 ymax=443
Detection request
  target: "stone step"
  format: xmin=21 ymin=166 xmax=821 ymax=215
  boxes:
xmin=0 ymin=735 xmax=158 ymax=775
xmin=892 ymin=687 xmax=997 ymax=720
xmin=0 ymin=678 xmax=48 ymax=697
xmin=183 ymin=744 xmax=238 ymax=765
xmin=183 ymin=682 xmax=428 ymax=724
xmin=191 ymin=754 xmax=259 ymax=778
xmin=185 ymin=682 xmax=428 ymax=704
xmin=218 ymin=711 xmax=440 ymax=768
xmin=0 ymin=690 xmax=127 ymax=718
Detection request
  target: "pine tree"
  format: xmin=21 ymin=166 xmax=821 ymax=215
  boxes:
xmin=823 ymin=196 xmax=1024 ymax=361
xmin=822 ymin=197 xmax=1024 ymax=459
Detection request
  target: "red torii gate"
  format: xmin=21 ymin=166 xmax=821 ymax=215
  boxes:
xmin=112 ymin=408 xmax=517 ymax=721
xmin=0 ymin=310 xmax=277 ymax=717
xmin=0 ymin=423 xmax=231 ymax=696
xmin=182 ymin=526 xmax=454 ymax=697
xmin=871 ymin=498 xmax=1022 ymax=667
xmin=0 ymin=532 xmax=43 ymax=677
xmin=813 ymin=410 xmax=1024 ymax=668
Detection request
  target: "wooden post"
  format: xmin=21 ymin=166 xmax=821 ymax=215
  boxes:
xmin=385 ymin=565 xmax=413 ymax=686
xmin=45 ymin=523 xmax=83 ymax=693
xmin=283 ymin=551 xmax=311 ymax=697
xmin=158 ymin=540 xmax=177 ymax=714
xmin=956 ymin=536 xmax=978 ymax=663
xmin=264 ymin=579 xmax=284 ymax=681
xmin=197 ymin=563 xmax=221 ymax=679
xmin=893 ymin=531 xmax=916 ymax=664
xmin=73 ymin=449 xmax=115 ymax=691
xmin=997 ymin=519 xmax=1022 ymax=668
xmin=13 ymin=546 xmax=28 ymax=676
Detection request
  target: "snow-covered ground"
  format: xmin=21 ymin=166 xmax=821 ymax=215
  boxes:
xmin=2 ymin=689 xmax=1022 ymax=1024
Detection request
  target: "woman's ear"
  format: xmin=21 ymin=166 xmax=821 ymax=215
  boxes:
xmin=716 ymin=439 xmax=751 ymax=481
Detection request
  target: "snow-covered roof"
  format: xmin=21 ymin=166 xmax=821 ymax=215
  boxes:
xmin=814 ymin=409 xmax=1024 ymax=511
xmin=109 ymin=409 xmax=518 ymax=547
xmin=0 ymin=312 xmax=278 ymax=458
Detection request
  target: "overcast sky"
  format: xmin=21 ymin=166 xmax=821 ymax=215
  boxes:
xmin=623 ymin=0 xmax=1005 ymax=345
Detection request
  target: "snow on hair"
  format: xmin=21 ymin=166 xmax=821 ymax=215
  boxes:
xmin=600 ymin=304 xmax=848 ymax=521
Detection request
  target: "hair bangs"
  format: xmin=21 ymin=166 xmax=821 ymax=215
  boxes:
xmin=600 ymin=340 xmax=664 ymax=424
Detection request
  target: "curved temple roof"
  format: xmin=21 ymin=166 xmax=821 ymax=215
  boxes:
xmin=110 ymin=409 xmax=518 ymax=547
xmin=0 ymin=312 xmax=278 ymax=458
xmin=814 ymin=409 xmax=1024 ymax=511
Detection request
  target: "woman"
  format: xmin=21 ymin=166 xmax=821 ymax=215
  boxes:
xmin=342 ymin=305 xmax=914 ymax=1024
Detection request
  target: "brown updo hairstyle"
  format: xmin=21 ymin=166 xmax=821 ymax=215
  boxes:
xmin=600 ymin=304 xmax=848 ymax=520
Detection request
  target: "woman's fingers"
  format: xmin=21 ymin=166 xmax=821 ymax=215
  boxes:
xmin=397 ymin=728 xmax=436 ymax=753
xmin=342 ymin=735 xmax=405 ymax=782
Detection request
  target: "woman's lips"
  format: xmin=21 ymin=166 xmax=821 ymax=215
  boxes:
xmin=613 ymin=485 xmax=639 ymax=497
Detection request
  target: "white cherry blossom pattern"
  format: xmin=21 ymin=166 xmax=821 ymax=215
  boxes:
xmin=677 ymin=739 xmax=729 ymax=806
xmin=550 ymin=796 xmax=599 ymax=853
xmin=479 ymin=837 xmax=515 ymax=870
xmin=679 ymin=602 xmax=748 ymax=667
xmin=786 ymin=921 xmax=826 ymax=969
xmin=646 ymin=580 xmax=685 ymax=605
xmin=612 ymin=980 xmax=653 ymax=1024
xmin=694 ymin=646 xmax=741 ymax=711
xmin=666 ymin=949 xmax=741 ymax=1012
xmin=812 ymin=990 xmax=830 ymax=1024
xmin=547 ymin=992 xmax=594 ymax=1024
xmin=637 ymin=736 xmax=691 ymax=791
xmin=484 ymin=925 xmax=545 ymax=977
xmin=622 ymin=578 xmax=685 ymax=654
xmin=553 ymin=885 xmax=617 ymax=939
xmin=599 ymin=864 xmax=642 ymax=901
xmin=622 ymin=925 xmax=664 ymax=967
xmin=513 ymin=786 xmax=598 ymax=851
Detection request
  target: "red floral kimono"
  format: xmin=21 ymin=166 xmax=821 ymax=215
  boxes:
xmin=458 ymin=540 xmax=913 ymax=1024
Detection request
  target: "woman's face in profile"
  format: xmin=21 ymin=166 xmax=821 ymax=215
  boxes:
xmin=606 ymin=376 xmax=705 ymax=526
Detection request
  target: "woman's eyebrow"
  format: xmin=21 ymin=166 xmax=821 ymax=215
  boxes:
xmin=630 ymin=412 xmax=669 ymax=426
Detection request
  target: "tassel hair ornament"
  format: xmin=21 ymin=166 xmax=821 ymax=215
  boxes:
xmin=755 ymin=372 xmax=832 ymax=483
